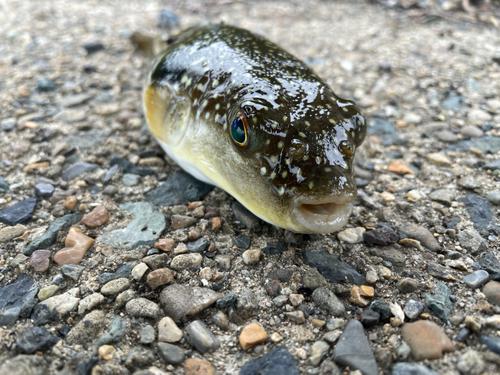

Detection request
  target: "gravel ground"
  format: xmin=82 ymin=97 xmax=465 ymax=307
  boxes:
xmin=1 ymin=0 xmax=500 ymax=374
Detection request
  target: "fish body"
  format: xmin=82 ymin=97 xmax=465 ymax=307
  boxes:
xmin=144 ymin=24 xmax=366 ymax=233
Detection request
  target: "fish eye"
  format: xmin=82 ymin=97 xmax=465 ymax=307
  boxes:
xmin=230 ymin=110 xmax=248 ymax=148
xmin=339 ymin=140 xmax=354 ymax=157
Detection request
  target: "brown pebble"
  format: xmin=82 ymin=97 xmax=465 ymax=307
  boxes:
xmin=184 ymin=358 xmax=215 ymax=375
xmin=349 ymin=286 xmax=369 ymax=306
xmin=188 ymin=201 xmax=203 ymax=210
xmin=80 ymin=205 xmax=108 ymax=228
xmin=212 ymin=217 xmax=221 ymax=231
xmin=483 ymin=281 xmax=500 ymax=305
xmin=63 ymin=196 xmax=77 ymax=210
xmin=155 ymin=238 xmax=174 ymax=252
xmin=53 ymin=227 xmax=94 ymax=265
xmin=390 ymin=317 xmax=403 ymax=327
xmin=204 ymin=209 xmax=219 ymax=219
xmin=239 ymin=323 xmax=268 ymax=350
xmin=284 ymin=311 xmax=306 ymax=324
xmin=312 ymin=319 xmax=326 ymax=328
xmin=171 ymin=215 xmax=197 ymax=229
xmin=147 ymin=268 xmax=174 ymax=290
xmin=30 ymin=250 xmax=51 ymax=272
xmin=189 ymin=229 xmax=201 ymax=241
xmin=359 ymin=285 xmax=374 ymax=297
xmin=388 ymin=160 xmax=415 ymax=175
xmin=401 ymin=320 xmax=454 ymax=360
xmin=397 ymin=278 xmax=419 ymax=294
xmin=464 ymin=316 xmax=481 ymax=333
xmin=98 ymin=345 xmax=116 ymax=360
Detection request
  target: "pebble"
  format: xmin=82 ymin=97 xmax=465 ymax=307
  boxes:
xmin=158 ymin=316 xmax=183 ymax=342
xmin=200 ymin=266 xmax=212 ymax=281
xmin=399 ymin=223 xmax=441 ymax=252
xmin=140 ymin=324 xmax=155 ymax=344
xmin=0 ymin=118 xmax=16 ymax=131
xmin=32 ymin=288 xmax=80 ymax=325
xmin=0 ymin=355 xmax=48 ymax=375
xmin=309 ymin=340 xmax=330 ymax=366
xmin=392 ymin=363 xmax=440 ymax=375
xmin=366 ymin=270 xmax=379 ymax=284
xmin=423 ymin=283 xmax=453 ymax=322
xmin=289 ymin=294 xmax=304 ymax=307
xmin=155 ymin=238 xmax=175 ymax=252
xmin=132 ymin=263 xmax=149 ymax=281
xmin=463 ymin=270 xmax=489 ymax=289
xmin=160 ymin=284 xmax=221 ymax=320
xmin=78 ymin=293 xmax=105 ymax=314
xmin=34 ymin=183 xmax=54 ymax=199
xmin=101 ymin=202 xmax=166 ymax=250
xmin=125 ymin=347 xmax=155 ymax=371
xmin=61 ymin=264 xmax=85 ymax=281
xmin=146 ymin=171 xmax=212 ymax=206
xmin=401 ymin=320 xmax=454 ymax=360
xmin=53 ymin=227 xmax=94 ymax=265
xmin=332 ymin=320 xmax=377 ymax=375
xmin=114 ymin=290 xmax=135 ymax=307
xmin=387 ymin=160 xmax=415 ymax=175
xmin=426 ymin=152 xmax=451 ymax=165
xmin=284 ymin=311 xmax=306 ymax=324
xmin=239 ymin=323 xmax=268 ymax=350
xmin=232 ymin=201 xmax=261 ymax=231
xmin=98 ymin=315 xmax=127 ymax=346
xmin=462 ymin=194 xmax=497 ymax=233
xmin=80 ymin=205 xmax=109 ymax=228
xmin=458 ymin=228 xmax=487 ymax=254
xmin=0 ymin=224 xmax=25 ymax=242
xmin=17 ymin=327 xmax=59 ymax=354
xmin=0 ymin=197 xmax=37 ymax=226
xmin=63 ymin=196 xmax=77 ymax=210
xmin=212 ymin=216 xmax=222 ymax=231
xmin=337 ymin=227 xmax=365 ymax=243
xmin=65 ymin=309 xmax=106 ymax=344
xmin=184 ymin=320 xmax=220 ymax=353
xmin=62 ymin=162 xmax=99 ymax=181
xmin=98 ymin=345 xmax=116 ymax=361
xmin=312 ymin=287 xmax=345 ymax=316
xmin=363 ymin=226 xmax=398 ymax=246
xmin=240 ymin=346 xmax=299 ymax=375
xmin=24 ymin=211 xmax=83 ymax=255
xmin=110 ymin=155 xmax=154 ymax=176
xmin=350 ymin=286 xmax=369 ymax=306
xmin=262 ymin=242 xmax=287 ymax=255
xmin=83 ymin=40 xmax=105 ymax=53
xmin=468 ymin=108 xmax=492 ymax=122
xmin=147 ymin=268 xmax=174 ymax=290
xmin=158 ymin=7 xmax=179 ymax=29
xmin=233 ymin=234 xmax=251 ymax=249
xmin=303 ymin=250 xmax=364 ymax=284
xmin=216 ymin=294 xmax=238 ymax=308
xmin=486 ymin=190 xmax=500 ymax=206
xmin=481 ymin=335 xmax=500 ymax=355
xmin=171 ymin=215 xmax=197 ymax=229
xmin=457 ymin=349 xmax=485 ymax=375
xmin=38 ymin=285 xmax=58 ymax=301
xmin=212 ymin=310 xmax=230 ymax=330
xmin=370 ymin=300 xmax=392 ymax=321
xmin=184 ymin=358 xmax=215 ymax=375
xmin=242 ymin=249 xmax=262 ymax=265
xmin=157 ymin=342 xmax=185 ymax=365
xmin=0 ymin=273 xmax=38 ymax=326
xmin=459 ymin=175 xmax=481 ymax=190
xmin=170 ymin=253 xmax=203 ymax=270
xmin=435 ymin=130 xmax=458 ymax=143
xmin=483 ymin=281 xmax=500 ymax=305
xmin=361 ymin=309 xmax=380 ymax=328
xmin=126 ymin=298 xmax=161 ymax=319
xmin=187 ymin=237 xmax=209 ymax=253
xmin=30 ymin=249 xmax=51 ymax=272
xmin=101 ymin=278 xmax=130 ymax=295
xmin=429 ymin=189 xmax=456 ymax=205
xmin=404 ymin=300 xmax=425 ymax=320
xmin=302 ymin=268 xmax=327 ymax=291
xmin=397 ymin=278 xmax=419 ymax=293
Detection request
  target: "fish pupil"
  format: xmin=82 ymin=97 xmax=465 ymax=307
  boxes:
xmin=231 ymin=116 xmax=246 ymax=144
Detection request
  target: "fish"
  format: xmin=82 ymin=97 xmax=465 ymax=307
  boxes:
xmin=143 ymin=24 xmax=366 ymax=234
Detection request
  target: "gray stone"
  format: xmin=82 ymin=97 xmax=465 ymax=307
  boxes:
xmin=103 ymin=164 xmax=120 ymax=184
xmin=312 ymin=287 xmax=345 ymax=316
xmin=101 ymin=202 xmax=166 ymax=250
xmin=157 ymin=342 xmax=185 ymax=365
xmin=429 ymin=189 xmax=456 ymax=205
xmin=62 ymin=162 xmax=99 ymax=181
xmin=110 ymin=156 xmax=154 ymax=176
xmin=458 ymin=228 xmax=488 ymax=254
xmin=61 ymin=264 xmax=85 ymax=281
xmin=435 ymin=130 xmax=458 ymax=143
xmin=0 ymin=273 xmax=38 ymax=326
xmin=0 ymin=176 xmax=9 ymax=191
xmin=456 ymin=349 xmax=485 ymax=375
xmin=37 ymin=78 xmax=56 ymax=92
xmin=459 ymin=175 xmax=481 ymax=190
xmin=363 ymin=226 xmax=398 ymax=246
xmin=142 ymin=253 xmax=168 ymax=270
xmin=240 ymin=346 xmax=299 ymax=375
xmin=17 ymin=326 xmax=59 ymax=354
xmin=32 ymin=288 xmax=80 ymax=325
xmin=303 ymin=250 xmax=364 ymax=285
xmin=1 ymin=118 xmax=16 ymax=131
xmin=158 ymin=8 xmax=180 ymax=29
xmin=392 ymin=363 xmax=440 ymax=375
xmin=126 ymin=298 xmax=161 ymax=319
xmin=23 ymin=211 xmax=83 ymax=255
xmin=460 ymin=125 xmax=483 ymax=138
xmin=146 ymin=171 xmax=212 ymax=206
xmin=34 ymin=183 xmax=54 ymax=199
xmin=160 ymin=284 xmax=221 ymax=320
xmin=369 ymin=247 xmax=406 ymax=271
xmin=170 ymin=253 xmax=203 ymax=270
xmin=462 ymin=194 xmax=498 ymax=234
xmin=310 ymin=340 xmax=330 ymax=366
xmin=101 ymin=278 xmax=130 ymax=295
xmin=398 ymin=223 xmax=441 ymax=252
xmin=370 ymin=300 xmax=392 ymax=321
xmin=141 ymin=324 xmax=155 ymax=344
xmin=122 ymin=173 xmax=141 ymax=186
xmin=232 ymin=201 xmax=261 ymax=231
xmin=60 ymin=93 xmax=93 ymax=107
xmin=486 ymin=190 xmax=500 ymax=206
xmin=0 ymin=197 xmax=37 ymax=226
xmin=332 ymin=320 xmax=378 ymax=375
xmin=97 ymin=316 xmax=127 ymax=346
xmin=65 ymin=310 xmax=106 ymax=344
xmin=0 ymin=354 xmax=48 ymax=375
xmin=184 ymin=320 xmax=220 ymax=354
xmin=302 ymin=267 xmax=327 ymax=291
xmin=423 ymin=283 xmax=453 ymax=322
xmin=188 ymin=237 xmax=209 ymax=253
xmin=404 ymin=300 xmax=425 ymax=320
xmin=125 ymin=347 xmax=155 ymax=371
xmin=464 ymin=270 xmax=489 ymax=289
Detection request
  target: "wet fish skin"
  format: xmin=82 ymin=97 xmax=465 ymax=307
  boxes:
xmin=144 ymin=24 xmax=366 ymax=233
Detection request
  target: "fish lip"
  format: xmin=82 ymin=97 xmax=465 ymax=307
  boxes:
xmin=292 ymin=196 xmax=354 ymax=234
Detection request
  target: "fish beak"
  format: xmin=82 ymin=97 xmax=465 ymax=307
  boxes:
xmin=292 ymin=195 xmax=354 ymax=234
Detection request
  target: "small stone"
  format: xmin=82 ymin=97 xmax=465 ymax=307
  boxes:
xmin=155 ymin=238 xmax=174 ymax=252
xmin=0 ymin=224 xmax=26 ymax=242
xmin=62 ymin=162 xmax=99 ymax=181
xmin=404 ymin=300 xmax=425 ymax=321
xmin=216 ymin=294 xmax=238 ymax=308
xmin=184 ymin=358 xmax=215 ymax=375
xmin=17 ymin=327 xmax=59 ymax=354
xmin=37 ymin=285 xmax=59 ymax=301
xmin=366 ymin=270 xmax=379 ymax=284
xmin=312 ymin=319 xmax=326 ymax=328
xmin=284 ymin=311 xmax=306 ymax=324
xmin=427 ymin=152 xmax=451 ymax=165
xmin=302 ymin=268 xmax=327 ymax=291
xmin=323 ymin=329 xmax=342 ymax=343
xmin=32 ymin=288 xmax=80 ymax=325
xmin=213 ymin=310 xmax=230 ymax=330
xmin=98 ymin=345 xmax=116 ymax=361
xmin=310 ymin=340 xmax=330 ymax=366
xmin=61 ymin=264 xmax=84 ymax=281
xmin=242 ymin=249 xmax=261 ymax=265
xmin=157 ymin=342 xmax=185 ymax=365
xmin=458 ymin=228 xmax=487 ymax=254
xmin=102 ymin=185 xmax=117 ymax=196
xmin=200 ymin=266 xmax=212 ymax=281
xmin=115 ymin=290 xmax=136 ymax=307
xmin=239 ymin=323 xmax=268 ymax=350
xmin=80 ymin=205 xmax=109 ymax=228
xmin=312 ymin=287 xmax=345 ymax=316
xmin=401 ymin=320 xmax=454 ymax=360
xmin=232 ymin=201 xmax=261 ymax=231
xmin=78 ymin=293 xmax=105 ymax=314
xmin=361 ymin=309 xmax=380 ymax=328
xmin=0 ymin=197 xmax=37 ymax=226
xmin=101 ymin=278 xmax=130 ymax=296
xmin=65 ymin=309 xmax=106 ymax=344
xmin=171 ymin=215 xmax=197 ymax=229
xmin=457 ymin=349 xmax=485 ymax=375
xmin=83 ymin=40 xmax=105 ymax=53
xmin=423 ymin=283 xmax=453 ymax=322
xmin=407 ymin=189 xmax=424 ymax=202
xmin=63 ymin=196 xmax=77 ymax=210
xmin=483 ymin=281 xmax=500 ymax=305
xmin=34 ymin=183 xmax=55 ymax=199
xmin=126 ymin=298 xmax=161 ymax=319
xmin=463 ymin=270 xmax=489 ymax=289
xmin=429 ymin=189 xmax=456 ymax=205
xmin=399 ymin=223 xmax=441 ymax=252
xmin=271 ymin=332 xmax=284 ymax=342
xmin=387 ymin=161 xmax=414 ymax=175
xmin=392 ymin=363 xmax=440 ymax=375
xmin=184 ymin=320 xmax=220 ymax=354
xmin=187 ymin=237 xmax=209 ymax=253
xmin=158 ymin=316 xmax=183 ymax=343
xmin=173 ymin=243 xmax=188 ymax=254
xmin=140 ymin=325 xmax=155 ymax=344
xmin=159 ymin=284 xmax=221 ymax=320
xmin=350 ymin=286 xmax=369 ymax=306
xmin=486 ymin=190 xmax=500 ymax=206
xmin=397 ymin=278 xmax=419 ymax=294
xmin=240 ymin=346 xmax=299 ymax=375
xmin=289 ymin=294 xmax=304 ymax=307
xmin=30 ymin=249 xmax=51 ymax=272
xmin=125 ymin=347 xmax=155 ymax=371
xmin=337 ymin=227 xmax=365 ymax=243
xmin=377 ymin=265 xmax=392 ymax=280
xmin=132 ymin=263 xmax=149 ymax=281
xmin=158 ymin=8 xmax=180 ymax=29
xmin=370 ymin=300 xmax=392 ymax=321
xmin=0 ymin=274 xmax=38 ymax=326
xmin=147 ymin=268 xmax=174 ymax=290
xmin=364 ymin=227 xmax=398 ymax=246
xmin=122 ymin=173 xmax=141 ymax=186
xmin=468 ymin=108 xmax=492 ymax=122
xmin=212 ymin=217 xmax=221 ymax=231
xmin=303 ymin=250 xmax=364 ymax=285
xmin=142 ymin=253 xmax=168 ymax=270
xmin=170 ymin=253 xmax=203 ymax=271
xmin=53 ymin=227 xmax=94 ymax=265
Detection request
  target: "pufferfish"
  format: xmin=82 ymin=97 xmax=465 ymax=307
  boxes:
xmin=144 ymin=24 xmax=366 ymax=234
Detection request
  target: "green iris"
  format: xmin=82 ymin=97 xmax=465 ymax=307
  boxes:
xmin=231 ymin=115 xmax=247 ymax=147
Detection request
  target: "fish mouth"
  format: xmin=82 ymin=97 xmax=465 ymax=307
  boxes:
xmin=292 ymin=196 xmax=354 ymax=234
